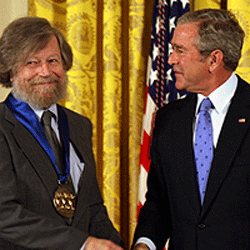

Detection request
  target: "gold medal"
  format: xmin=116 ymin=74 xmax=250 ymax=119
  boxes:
xmin=53 ymin=183 xmax=76 ymax=218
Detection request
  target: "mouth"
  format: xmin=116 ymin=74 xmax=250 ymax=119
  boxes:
xmin=34 ymin=82 xmax=56 ymax=86
xmin=173 ymin=68 xmax=183 ymax=76
xmin=31 ymin=78 xmax=59 ymax=86
xmin=172 ymin=67 xmax=179 ymax=72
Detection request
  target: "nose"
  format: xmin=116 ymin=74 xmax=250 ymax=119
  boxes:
xmin=168 ymin=51 xmax=176 ymax=66
xmin=39 ymin=62 xmax=51 ymax=77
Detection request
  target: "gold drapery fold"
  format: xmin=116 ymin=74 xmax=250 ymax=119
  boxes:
xmin=28 ymin=0 xmax=149 ymax=247
xmin=102 ymin=0 xmax=122 ymax=232
xmin=193 ymin=0 xmax=220 ymax=10
xmin=128 ymin=0 xmax=154 ymax=246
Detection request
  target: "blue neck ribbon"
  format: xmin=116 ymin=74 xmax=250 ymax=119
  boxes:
xmin=4 ymin=93 xmax=70 ymax=183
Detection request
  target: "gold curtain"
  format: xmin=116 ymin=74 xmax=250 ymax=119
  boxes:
xmin=193 ymin=0 xmax=220 ymax=9
xmin=28 ymin=0 xmax=153 ymax=247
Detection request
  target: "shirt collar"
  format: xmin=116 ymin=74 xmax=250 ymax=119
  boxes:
xmin=29 ymin=103 xmax=58 ymax=123
xmin=196 ymin=72 xmax=238 ymax=115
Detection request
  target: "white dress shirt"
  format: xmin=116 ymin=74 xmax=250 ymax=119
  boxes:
xmin=136 ymin=72 xmax=238 ymax=250
xmin=195 ymin=72 xmax=237 ymax=148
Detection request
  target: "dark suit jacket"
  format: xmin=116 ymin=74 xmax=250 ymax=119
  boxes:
xmin=132 ymin=75 xmax=250 ymax=250
xmin=0 ymin=102 xmax=124 ymax=249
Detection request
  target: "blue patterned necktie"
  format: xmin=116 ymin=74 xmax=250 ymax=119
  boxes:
xmin=194 ymin=98 xmax=213 ymax=205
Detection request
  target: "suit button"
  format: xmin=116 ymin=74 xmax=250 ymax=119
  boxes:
xmin=198 ymin=224 xmax=206 ymax=229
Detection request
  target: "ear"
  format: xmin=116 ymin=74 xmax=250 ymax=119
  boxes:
xmin=208 ymin=50 xmax=224 ymax=73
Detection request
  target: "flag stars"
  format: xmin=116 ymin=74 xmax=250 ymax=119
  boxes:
xmin=168 ymin=43 xmax=173 ymax=55
xmin=181 ymin=0 xmax=190 ymax=9
xmin=152 ymin=43 xmax=159 ymax=61
xmin=169 ymin=16 xmax=176 ymax=33
xmin=166 ymin=68 xmax=173 ymax=83
xmin=155 ymin=16 xmax=161 ymax=34
xmin=149 ymin=69 xmax=158 ymax=86
xmin=170 ymin=0 xmax=178 ymax=7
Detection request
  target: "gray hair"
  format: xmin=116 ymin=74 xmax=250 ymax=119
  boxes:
xmin=177 ymin=9 xmax=245 ymax=71
xmin=0 ymin=17 xmax=73 ymax=87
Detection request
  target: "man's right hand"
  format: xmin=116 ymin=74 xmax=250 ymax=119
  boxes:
xmin=84 ymin=236 xmax=124 ymax=250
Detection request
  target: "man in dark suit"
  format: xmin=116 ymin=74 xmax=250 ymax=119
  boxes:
xmin=132 ymin=9 xmax=249 ymax=250
xmin=0 ymin=17 xmax=125 ymax=250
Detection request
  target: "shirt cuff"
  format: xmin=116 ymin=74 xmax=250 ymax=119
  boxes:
xmin=80 ymin=241 xmax=85 ymax=250
xmin=135 ymin=237 xmax=156 ymax=250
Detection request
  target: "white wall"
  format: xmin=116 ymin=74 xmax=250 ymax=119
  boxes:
xmin=0 ymin=0 xmax=28 ymax=101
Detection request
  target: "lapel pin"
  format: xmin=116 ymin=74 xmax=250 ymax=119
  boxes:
xmin=238 ymin=118 xmax=246 ymax=123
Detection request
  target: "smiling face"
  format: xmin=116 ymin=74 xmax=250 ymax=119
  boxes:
xmin=12 ymin=35 xmax=67 ymax=109
xmin=168 ymin=23 xmax=214 ymax=96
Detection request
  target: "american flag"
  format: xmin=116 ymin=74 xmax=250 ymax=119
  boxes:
xmin=138 ymin=0 xmax=190 ymax=248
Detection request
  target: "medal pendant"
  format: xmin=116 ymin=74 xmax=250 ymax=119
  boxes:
xmin=53 ymin=184 xmax=76 ymax=218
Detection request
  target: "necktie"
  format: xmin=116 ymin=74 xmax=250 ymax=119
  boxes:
xmin=41 ymin=111 xmax=64 ymax=174
xmin=41 ymin=111 xmax=75 ymax=196
xmin=194 ymin=98 xmax=213 ymax=205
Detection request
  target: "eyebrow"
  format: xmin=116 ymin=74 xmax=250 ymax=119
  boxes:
xmin=47 ymin=54 xmax=61 ymax=59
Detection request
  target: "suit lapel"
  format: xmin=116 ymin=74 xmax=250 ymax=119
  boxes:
xmin=201 ymin=78 xmax=250 ymax=217
xmin=5 ymin=109 xmax=58 ymax=200
xmin=65 ymin=111 xmax=95 ymax=225
xmin=170 ymin=94 xmax=202 ymax=218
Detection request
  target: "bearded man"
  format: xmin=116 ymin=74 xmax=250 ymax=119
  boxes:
xmin=0 ymin=16 xmax=125 ymax=250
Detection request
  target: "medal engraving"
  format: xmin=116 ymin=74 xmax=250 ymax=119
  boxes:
xmin=53 ymin=184 xmax=76 ymax=218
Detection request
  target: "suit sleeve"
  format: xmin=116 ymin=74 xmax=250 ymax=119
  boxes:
xmin=132 ymin=112 xmax=172 ymax=250
xmin=65 ymin=110 xmax=126 ymax=249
